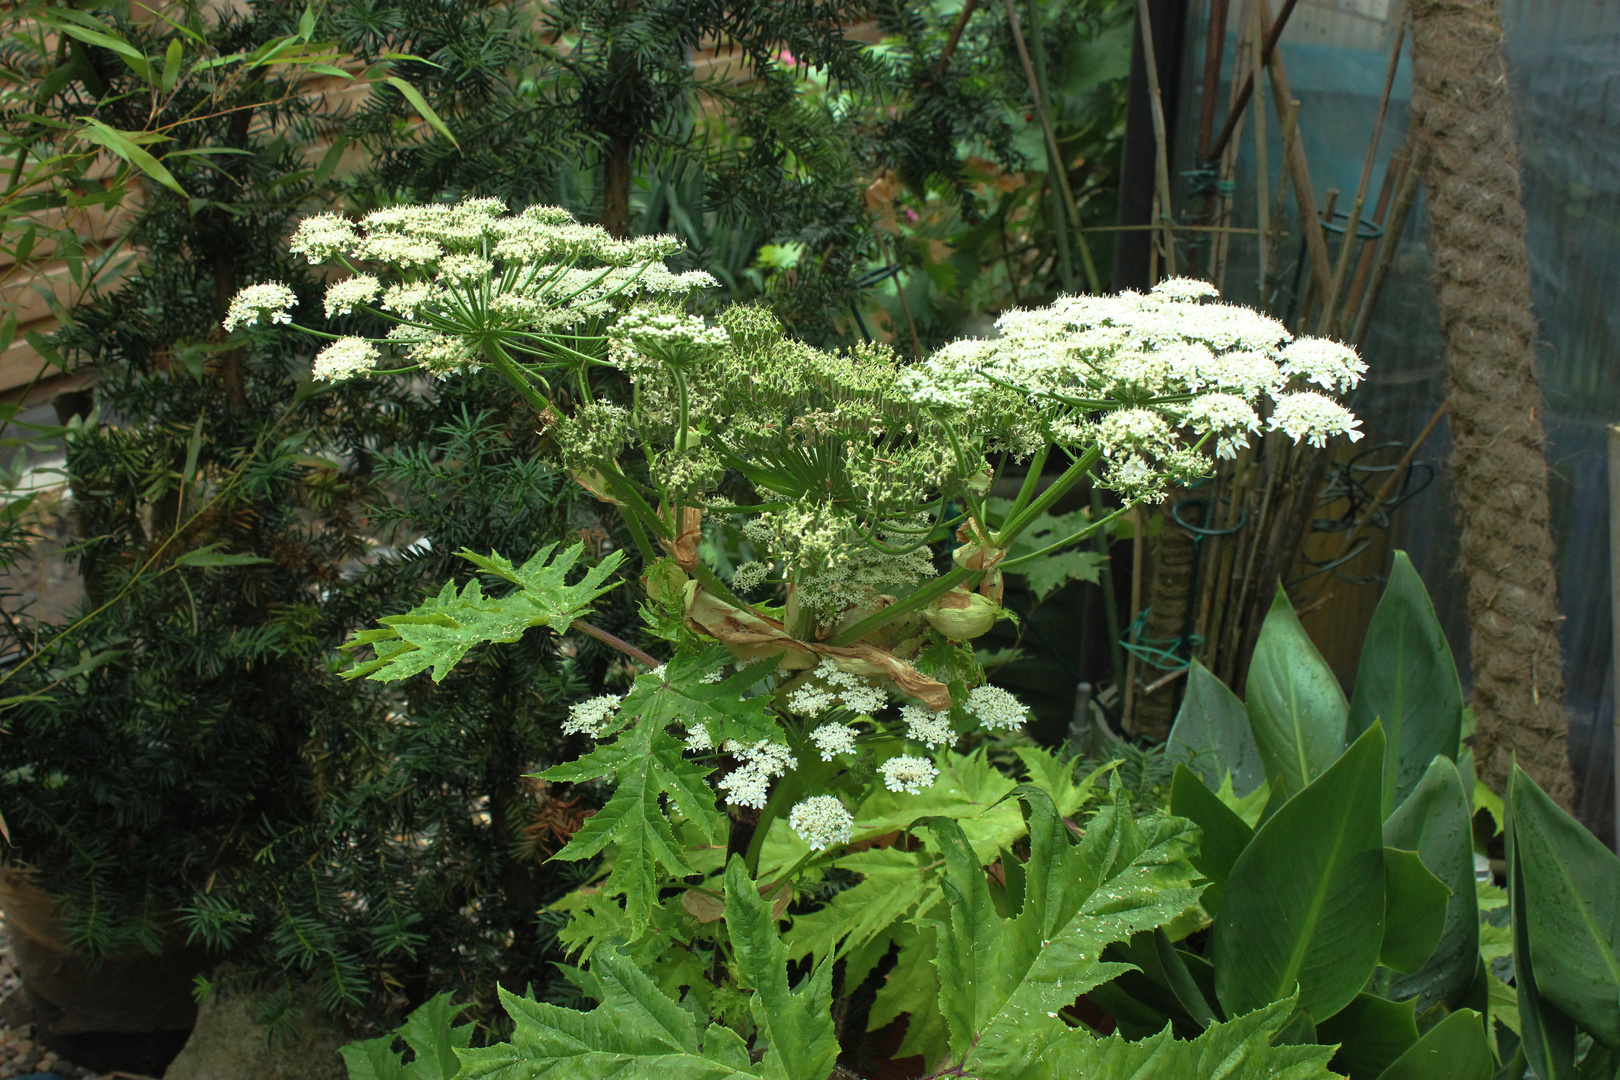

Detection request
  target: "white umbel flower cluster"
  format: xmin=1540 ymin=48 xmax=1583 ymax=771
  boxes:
xmin=964 ymin=685 xmax=1030 ymax=732
xmin=562 ymin=694 xmax=622 ymax=738
xmin=223 ymin=283 xmax=296 ymax=331
xmin=901 ymin=704 xmax=956 ymax=748
xmin=785 ymin=659 xmax=890 ymax=718
xmin=789 ymin=795 xmax=854 ymax=851
xmin=895 ymin=277 xmax=1364 ymax=499
xmin=719 ymin=740 xmax=798 ymax=809
xmin=809 ymin=722 xmax=859 ymax=761
xmin=311 ymin=337 xmax=380 ymax=382
xmin=880 ymin=755 xmax=939 ymax=795
xmin=241 ymin=198 xmax=720 ymax=381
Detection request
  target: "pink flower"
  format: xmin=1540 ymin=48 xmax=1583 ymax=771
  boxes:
xmin=777 ymin=49 xmax=798 ymax=67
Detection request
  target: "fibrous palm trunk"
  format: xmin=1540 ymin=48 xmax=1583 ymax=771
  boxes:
xmin=1407 ymin=0 xmax=1572 ymax=804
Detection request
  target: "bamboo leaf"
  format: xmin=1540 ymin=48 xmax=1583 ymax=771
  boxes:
xmin=382 ymin=76 xmax=460 ymax=147
xmin=77 ymin=118 xmax=185 ymax=196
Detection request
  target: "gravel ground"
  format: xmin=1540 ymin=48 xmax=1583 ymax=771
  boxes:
xmin=0 ymin=930 xmax=140 ymax=1080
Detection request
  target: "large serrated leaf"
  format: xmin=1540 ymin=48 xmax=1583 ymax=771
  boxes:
xmin=340 ymin=992 xmax=472 ymax=1080
xmin=544 ymin=721 xmax=723 ymax=931
xmin=925 ymin=789 xmax=1203 ymax=1079
xmin=455 ymin=946 xmax=756 ymax=1080
xmin=1245 ymin=587 xmax=1347 ymax=800
xmin=344 ymin=542 xmax=622 ymax=682
xmin=1043 ymin=997 xmax=1339 ymax=1079
xmin=1347 ymin=552 xmax=1463 ymax=814
xmin=725 ymin=858 xmax=840 ymax=1080
xmin=783 ymin=848 xmax=933 ymax=966
xmin=1213 ymin=723 xmax=1386 ymax=1021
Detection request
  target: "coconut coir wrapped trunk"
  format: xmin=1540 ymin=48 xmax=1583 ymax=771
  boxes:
xmin=1407 ymin=0 xmax=1572 ymax=804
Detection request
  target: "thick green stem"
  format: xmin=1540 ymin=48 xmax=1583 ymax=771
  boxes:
xmin=993 ymin=446 xmax=1102 ymax=548
xmin=1006 ymin=445 xmax=1050 ymax=523
xmin=483 ymin=338 xmax=554 ymax=416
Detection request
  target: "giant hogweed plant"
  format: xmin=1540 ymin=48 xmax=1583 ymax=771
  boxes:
xmin=238 ymin=198 xmax=1365 ymax=1065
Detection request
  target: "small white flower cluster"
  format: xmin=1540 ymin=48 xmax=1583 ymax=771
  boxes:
xmin=312 ymin=337 xmax=381 ymax=382
xmin=880 ymin=754 xmax=939 ymax=795
xmin=324 ymin=274 xmax=381 ymax=317
xmin=719 ymin=739 xmax=798 ymax=808
xmin=731 ymin=561 xmax=769 ymax=593
xmin=1268 ymin=392 xmax=1364 ymax=448
xmin=963 ymin=685 xmax=1029 ymax=732
xmin=610 ymin=310 xmax=732 ymax=363
xmin=563 ymin=694 xmax=623 ymax=738
xmin=789 ymin=795 xmax=854 ymax=851
xmin=223 ymin=283 xmax=296 ymax=331
xmin=809 ymin=721 xmax=859 ymax=761
xmin=785 ymin=659 xmax=890 ymax=718
xmin=901 ymin=704 xmax=956 ymax=748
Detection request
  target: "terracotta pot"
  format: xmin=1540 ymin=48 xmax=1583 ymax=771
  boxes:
xmin=0 ymin=867 xmax=217 ymax=1072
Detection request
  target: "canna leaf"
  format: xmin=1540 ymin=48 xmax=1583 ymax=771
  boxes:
xmin=1380 ymin=757 xmax=1478 ymax=1009
xmin=1510 ymin=764 xmax=1620 ymax=1050
xmin=1314 ymin=992 xmax=1417 ymax=1079
xmin=1374 ymin=1009 xmax=1492 ymax=1080
xmin=1166 ymin=660 xmax=1265 ymax=796
xmin=1347 ymin=552 xmax=1463 ymax=814
xmin=1379 ymin=847 xmax=1449 ymax=974
xmin=1212 ymin=723 xmax=1386 ymax=1022
xmin=1169 ymin=763 xmax=1254 ymax=917
xmin=1244 ymin=587 xmax=1347 ymax=800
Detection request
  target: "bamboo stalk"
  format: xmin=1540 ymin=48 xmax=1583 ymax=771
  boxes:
xmin=1135 ymin=0 xmax=1179 ymax=278
xmin=1350 ymin=140 xmax=1429 ymax=347
xmin=1320 ymin=20 xmax=1405 ymax=336
xmin=1250 ymin=0 xmax=1270 ymax=298
xmin=1204 ymin=0 xmax=1305 ymax=162
xmin=1257 ymin=0 xmax=1335 ymax=313
xmin=1341 ymin=141 xmax=1408 ymax=330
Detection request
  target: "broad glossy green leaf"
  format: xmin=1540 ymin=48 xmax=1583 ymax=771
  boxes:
xmin=1374 ymin=1009 xmax=1492 ymax=1080
xmin=1044 ymin=997 xmax=1340 ymax=1079
xmin=1379 ymin=847 xmax=1449 ymax=974
xmin=1169 ymin=764 xmax=1254 ymax=917
xmin=1212 ymin=723 xmax=1386 ymax=1021
xmin=1245 ymin=587 xmax=1348 ymax=800
xmin=725 ymin=859 xmax=839 ymax=1080
xmin=1348 ymin=552 xmax=1463 ymax=814
xmin=1167 ymin=661 xmax=1265 ymax=796
xmin=1381 ymin=757 xmax=1478 ymax=1009
xmin=1314 ymin=993 xmax=1417 ymax=1080
xmin=1509 ymin=779 xmax=1578 ymax=1080
xmin=1511 ymin=765 xmax=1620 ymax=1049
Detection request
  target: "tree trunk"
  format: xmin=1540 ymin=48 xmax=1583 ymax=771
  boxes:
xmin=601 ymin=133 xmax=633 ymax=240
xmin=1407 ymin=0 xmax=1572 ymax=804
